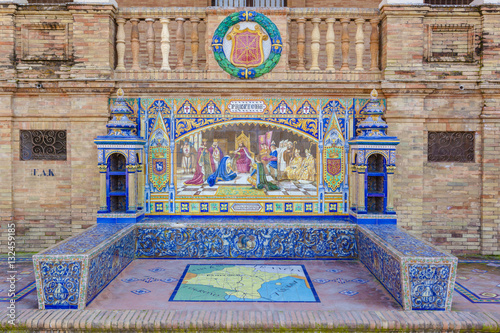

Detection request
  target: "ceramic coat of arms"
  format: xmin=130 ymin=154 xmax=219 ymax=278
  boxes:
xmin=212 ymin=11 xmax=282 ymax=79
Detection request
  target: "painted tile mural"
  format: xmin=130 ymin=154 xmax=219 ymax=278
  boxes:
xmin=104 ymin=96 xmax=379 ymax=216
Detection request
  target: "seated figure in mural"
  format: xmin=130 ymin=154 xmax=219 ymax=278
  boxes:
xmin=207 ymin=156 xmax=237 ymax=187
xmin=285 ymin=149 xmax=303 ymax=181
xmin=248 ymin=155 xmax=280 ymax=191
xmin=184 ymin=139 xmax=214 ymax=185
xmin=232 ymin=142 xmax=253 ymax=173
xmin=181 ymin=140 xmax=196 ymax=174
xmin=208 ymin=140 xmax=224 ymax=170
xmin=297 ymin=149 xmax=316 ymax=183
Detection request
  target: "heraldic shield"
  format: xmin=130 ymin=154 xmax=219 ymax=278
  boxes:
xmin=227 ymin=24 xmax=268 ymax=68
xmin=324 ymin=147 xmax=344 ymax=192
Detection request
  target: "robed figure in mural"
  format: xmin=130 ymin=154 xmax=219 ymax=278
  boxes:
xmin=207 ymin=156 xmax=237 ymax=187
xmin=184 ymin=139 xmax=214 ymax=185
xmin=262 ymin=142 xmax=278 ymax=180
xmin=285 ymin=149 xmax=303 ymax=181
xmin=298 ymin=149 xmax=316 ymax=183
xmin=248 ymin=155 xmax=280 ymax=191
xmin=208 ymin=140 xmax=224 ymax=170
xmin=181 ymin=141 xmax=196 ymax=174
xmin=233 ymin=142 xmax=252 ymax=173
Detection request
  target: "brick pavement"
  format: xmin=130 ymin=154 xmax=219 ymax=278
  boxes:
xmin=1 ymin=309 xmax=500 ymax=332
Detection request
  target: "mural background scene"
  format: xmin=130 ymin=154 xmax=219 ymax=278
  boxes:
xmin=111 ymin=96 xmax=380 ymax=216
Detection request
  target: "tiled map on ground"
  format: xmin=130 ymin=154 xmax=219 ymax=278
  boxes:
xmin=170 ymin=264 xmax=320 ymax=302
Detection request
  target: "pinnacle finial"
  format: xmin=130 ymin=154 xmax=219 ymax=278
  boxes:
xmin=370 ymin=89 xmax=378 ymax=99
xmin=117 ymin=88 xmax=124 ymax=98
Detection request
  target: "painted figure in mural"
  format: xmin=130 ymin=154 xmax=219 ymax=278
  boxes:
xmin=208 ymin=140 xmax=224 ymax=170
xmin=283 ymin=141 xmax=295 ymax=167
xmin=184 ymin=139 xmax=214 ymax=185
xmin=276 ymin=140 xmax=289 ymax=180
xmin=297 ymin=149 xmax=316 ymax=183
xmin=248 ymin=155 xmax=280 ymax=191
xmin=233 ymin=142 xmax=253 ymax=173
xmin=207 ymin=156 xmax=237 ymax=187
xmin=262 ymin=142 xmax=278 ymax=180
xmin=285 ymin=149 xmax=303 ymax=181
xmin=181 ymin=141 xmax=196 ymax=174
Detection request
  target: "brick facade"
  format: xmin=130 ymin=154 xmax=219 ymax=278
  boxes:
xmin=0 ymin=1 xmax=499 ymax=255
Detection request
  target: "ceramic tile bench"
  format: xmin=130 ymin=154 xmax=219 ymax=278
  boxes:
xmin=357 ymin=225 xmax=458 ymax=311
xmin=33 ymin=224 xmax=135 ymax=309
xmin=33 ymin=220 xmax=457 ymax=311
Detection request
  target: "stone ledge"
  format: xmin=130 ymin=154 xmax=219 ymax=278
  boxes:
xmin=1 ymin=309 xmax=499 ymax=332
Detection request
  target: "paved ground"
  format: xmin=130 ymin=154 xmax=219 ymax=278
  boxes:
xmin=1 ymin=257 xmax=500 ymax=332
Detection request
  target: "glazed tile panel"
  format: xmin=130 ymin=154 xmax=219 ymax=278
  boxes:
xmin=38 ymin=260 xmax=83 ymax=309
xmin=42 ymin=224 xmax=132 ymax=255
xmin=356 ymin=229 xmax=402 ymax=305
xmin=86 ymin=230 xmax=136 ymax=305
xmin=363 ymin=225 xmax=446 ymax=257
xmin=406 ymin=263 xmax=452 ymax=310
xmin=136 ymin=224 xmax=358 ymax=259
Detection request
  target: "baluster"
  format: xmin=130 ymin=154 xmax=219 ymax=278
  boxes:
xmin=191 ymin=18 xmax=200 ymax=70
xmin=310 ymin=18 xmax=321 ymax=71
xmin=146 ymin=18 xmax=155 ymax=70
xmin=325 ymin=18 xmax=335 ymax=71
xmin=370 ymin=18 xmax=380 ymax=71
xmin=286 ymin=17 xmax=291 ymax=71
xmin=160 ymin=18 xmax=171 ymax=71
xmin=175 ymin=18 xmax=185 ymax=70
xmin=116 ymin=18 xmax=126 ymax=71
xmin=130 ymin=18 xmax=140 ymax=70
xmin=296 ymin=18 xmax=306 ymax=70
xmin=340 ymin=18 xmax=350 ymax=71
xmin=355 ymin=18 xmax=365 ymax=71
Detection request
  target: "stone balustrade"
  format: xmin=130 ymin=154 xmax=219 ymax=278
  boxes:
xmin=114 ymin=7 xmax=380 ymax=81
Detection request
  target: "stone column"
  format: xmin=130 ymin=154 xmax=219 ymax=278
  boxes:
xmin=386 ymin=166 xmax=396 ymax=213
xmin=296 ymin=18 xmax=306 ymax=70
xmin=370 ymin=18 xmax=380 ymax=71
xmin=310 ymin=18 xmax=321 ymax=71
xmin=127 ymin=165 xmax=137 ymax=212
xmin=98 ymin=165 xmax=107 ymax=212
xmin=115 ymin=18 xmax=126 ymax=70
xmin=357 ymin=165 xmax=366 ymax=212
xmin=191 ymin=18 xmax=200 ymax=70
xmin=137 ymin=164 xmax=144 ymax=210
xmin=130 ymin=18 xmax=140 ymax=70
xmin=340 ymin=18 xmax=350 ymax=71
xmin=160 ymin=18 xmax=171 ymax=71
xmin=175 ymin=18 xmax=185 ymax=70
xmin=325 ymin=18 xmax=335 ymax=72
xmin=354 ymin=18 xmax=365 ymax=71
xmin=146 ymin=18 xmax=155 ymax=70
xmin=350 ymin=164 xmax=357 ymax=211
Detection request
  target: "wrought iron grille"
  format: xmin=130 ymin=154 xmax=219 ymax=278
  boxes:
xmin=20 ymin=130 xmax=67 ymax=161
xmin=428 ymin=131 xmax=474 ymax=162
